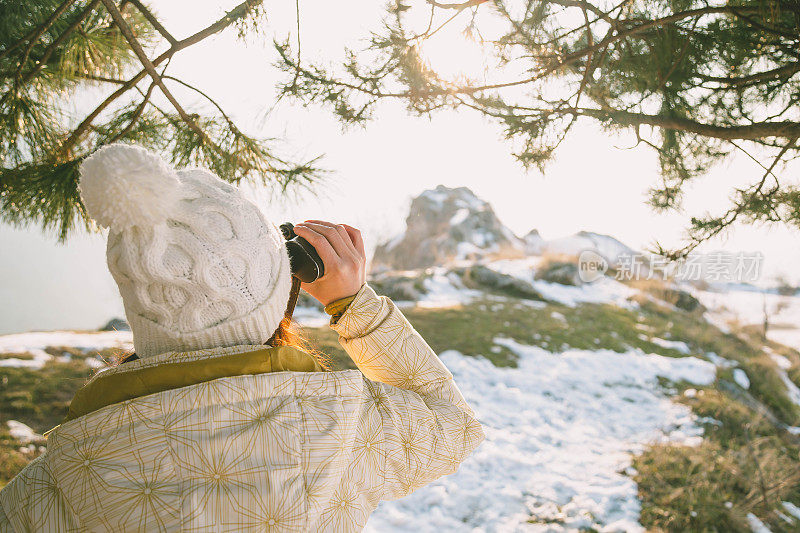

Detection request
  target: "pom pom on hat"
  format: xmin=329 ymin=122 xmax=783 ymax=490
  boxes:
xmin=79 ymin=143 xmax=182 ymax=230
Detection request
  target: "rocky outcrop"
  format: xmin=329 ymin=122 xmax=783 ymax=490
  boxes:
xmin=456 ymin=265 xmax=545 ymax=301
xmin=523 ymin=230 xmax=544 ymax=255
xmin=372 ymin=185 xmax=526 ymax=271
xmin=369 ymin=271 xmax=429 ymax=302
xmin=535 ymin=260 xmax=582 ymax=286
xmin=542 ymin=231 xmax=636 ymax=267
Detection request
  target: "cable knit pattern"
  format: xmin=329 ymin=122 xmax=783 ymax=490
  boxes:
xmin=0 ymin=284 xmax=484 ymax=532
xmin=79 ymin=144 xmax=291 ymax=357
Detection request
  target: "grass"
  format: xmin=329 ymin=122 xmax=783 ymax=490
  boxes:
xmin=0 ymin=425 xmax=44 ymax=488
xmin=0 ymin=357 xmax=95 ymax=486
xmin=306 ymin=294 xmax=794 ymax=374
xmin=0 ymin=359 xmax=94 ymax=434
xmin=306 ymin=297 xmax=711 ymax=369
xmin=0 ymin=352 xmax=35 ymax=360
xmin=634 ymin=387 xmax=800 ymax=532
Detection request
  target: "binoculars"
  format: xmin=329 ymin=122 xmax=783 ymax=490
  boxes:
xmin=280 ymin=222 xmax=325 ymax=283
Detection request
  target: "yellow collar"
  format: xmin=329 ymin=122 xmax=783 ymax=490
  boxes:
xmin=65 ymin=345 xmax=324 ymax=422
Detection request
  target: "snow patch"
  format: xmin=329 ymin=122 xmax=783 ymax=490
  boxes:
xmin=777 ymin=369 xmax=800 ymax=407
xmin=705 ymin=351 xmax=738 ymax=369
xmin=782 ymin=502 xmax=800 ymax=521
xmin=486 ymin=257 xmax=639 ymax=309
xmin=7 ymin=420 xmax=41 ymax=444
xmin=417 ymin=270 xmax=482 ymax=309
xmin=292 ymin=307 xmax=330 ymax=328
xmin=366 ymin=341 xmax=716 ymax=532
xmin=0 ymin=330 xmax=132 ymax=369
xmin=768 ymin=351 xmax=792 ymax=370
xmin=695 ymin=287 xmax=800 ymax=352
xmin=533 ymin=278 xmax=639 ymax=309
xmin=733 ymin=368 xmax=751 ymax=390
xmin=449 ymin=208 xmax=470 ymax=226
xmin=649 ymin=338 xmax=691 ymax=354
xmin=746 ymin=513 xmax=773 ymax=533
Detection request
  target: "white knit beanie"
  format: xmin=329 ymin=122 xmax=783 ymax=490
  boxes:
xmin=78 ymin=143 xmax=292 ymax=358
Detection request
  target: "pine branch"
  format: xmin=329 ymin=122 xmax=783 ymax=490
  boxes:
xmin=696 ymin=62 xmax=800 ymax=87
xmin=161 ymin=75 xmax=237 ymax=128
xmin=126 ymin=0 xmax=177 ymax=45
xmin=23 ymin=0 xmax=100 ymax=83
xmin=577 ymin=109 xmax=800 ymax=141
xmin=108 ymin=80 xmax=155 ymax=143
xmin=0 ymin=0 xmax=78 ymax=62
xmin=98 ymin=0 xmax=223 ymax=156
xmin=426 ymin=0 xmax=490 ymax=10
xmin=59 ymin=0 xmax=266 ymax=157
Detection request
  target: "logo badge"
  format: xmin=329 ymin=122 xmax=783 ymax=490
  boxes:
xmin=578 ymin=250 xmax=608 ymax=283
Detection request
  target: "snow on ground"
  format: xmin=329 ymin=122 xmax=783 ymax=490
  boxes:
xmin=768 ymin=350 xmax=793 ymax=370
xmin=487 ymin=258 xmax=639 ymax=308
xmin=647 ymin=337 xmax=691 ymax=354
xmin=779 ymin=372 xmax=800 ymax=408
xmin=747 ymin=513 xmax=773 ymax=533
xmin=705 ymin=351 xmax=737 ymax=369
xmin=417 ymin=269 xmax=482 ymax=308
xmin=733 ymin=368 xmax=751 ymax=390
xmin=784 ymin=502 xmax=800 ymax=521
xmin=365 ymin=340 xmax=716 ymax=532
xmin=6 ymin=420 xmax=41 ymax=444
xmin=532 ymin=279 xmax=638 ymax=309
xmin=292 ymin=307 xmax=331 ymax=328
xmin=0 ymin=330 xmax=132 ymax=369
xmin=695 ymin=286 xmax=800 ymax=352
xmin=541 ymin=232 xmax=636 ymax=266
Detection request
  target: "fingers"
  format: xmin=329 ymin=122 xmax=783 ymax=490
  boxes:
xmin=292 ymin=224 xmax=339 ymax=267
xmin=300 ymin=220 xmax=357 ymax=258
xmin=341 ymin=224 xmax=365 ymax=257
xmin=304 ymin=220 xmax=363 ymax=255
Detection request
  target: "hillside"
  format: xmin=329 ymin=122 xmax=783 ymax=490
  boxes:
xmin=3 ymin=187 xmax=800 ymax=531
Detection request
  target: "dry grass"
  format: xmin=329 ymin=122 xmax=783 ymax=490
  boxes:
xmin=635 ymin=387 xmax=800 ymax=532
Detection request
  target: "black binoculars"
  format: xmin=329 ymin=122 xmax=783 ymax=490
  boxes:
xmin=280 ymin=222 xmax=325 ymax=283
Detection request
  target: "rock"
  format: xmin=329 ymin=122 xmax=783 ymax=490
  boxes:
xmin=643 ymin=285 xmax=703 ymax=312
xmin=668 ymin=288 xmax=702 ymax=312
xmin=372 ymin=185 xmax=525 ymax=271
xmin=369 ymin=272 xmax=428 ymax=301
xmin=459 ymin=265 xmax=545 ymax=301
xmin=523 ymin=230 xmax=544 ymax=255
xmin=542 ymin=231 xmax=638 ymax=268
xmin=100 ymin=318 xmax=130 ymax=331
xmin=535 ymin=260 xmax=582 ymax=286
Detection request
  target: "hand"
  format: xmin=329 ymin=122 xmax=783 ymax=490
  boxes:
xmin=292 ymin=220 xmax=366 ymax=306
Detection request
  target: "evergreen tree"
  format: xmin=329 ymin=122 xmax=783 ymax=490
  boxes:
xmin=1 ymin=0 xmax=321 ymax=240
xmin=275 ymin=0 xmax=800 ymax=256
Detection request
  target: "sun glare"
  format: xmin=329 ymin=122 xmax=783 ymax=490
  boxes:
xmin=417 ymin=26 xmax=493 ymax=83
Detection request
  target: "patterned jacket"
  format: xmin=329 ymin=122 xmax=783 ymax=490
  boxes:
xmin=0 ymin=283 xmax=484 ymax=532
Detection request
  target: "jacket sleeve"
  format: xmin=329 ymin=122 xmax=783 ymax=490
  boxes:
xmin=330 ymin=283 xmax=485 ymax=500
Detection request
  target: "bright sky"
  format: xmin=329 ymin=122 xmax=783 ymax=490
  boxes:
xmin=2 ymin=0 xmax=799 ymax=334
